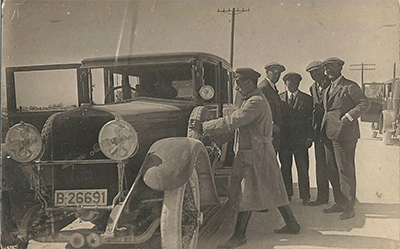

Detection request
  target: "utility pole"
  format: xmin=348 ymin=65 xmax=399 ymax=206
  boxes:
xmin=217 ymin=8 xmax=250 ymax=67
xmin=350 ymin=63 xmax=375 ymax=92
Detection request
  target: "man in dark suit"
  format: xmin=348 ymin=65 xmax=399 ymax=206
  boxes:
xmin=321 ymin=57 xmax=370 ymax=219
xmin=279 ymin=72 xmax=313 ymax=205
xmin=306 ymin=61 xmax=332 ymax=206
xmin=258 ymin=62 xmax=286 ymax=152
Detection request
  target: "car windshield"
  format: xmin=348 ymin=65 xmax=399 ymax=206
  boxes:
xmin=364 ymin=84 xmax=385 ymax=98
xmin=90 ymin=62 xmax=194 ymax=104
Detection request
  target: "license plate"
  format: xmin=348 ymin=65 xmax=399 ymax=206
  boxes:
xmin=54 ymin=189 xmax=107 ymax=206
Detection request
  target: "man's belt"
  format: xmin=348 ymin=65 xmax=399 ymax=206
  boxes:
xmin=255 ymin=136 xmax=272 ymax=143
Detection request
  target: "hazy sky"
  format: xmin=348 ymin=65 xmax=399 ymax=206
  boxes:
xmin=1 ymin=0 xmax=399 ymax=107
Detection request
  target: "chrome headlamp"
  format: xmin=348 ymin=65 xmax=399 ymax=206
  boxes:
xmin=5 ymin=122 xmax=43 ymax=163
xmin=98 ymin=119 xmax=139 ymax=161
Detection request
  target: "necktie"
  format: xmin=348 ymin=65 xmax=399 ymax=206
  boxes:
xmin=329 ymin=83 xmax=336 ymax=95
xmin=318 ymin=85 xmax=323 ymax=94
xmin=289 ymin=93 xmax=295 ymax=107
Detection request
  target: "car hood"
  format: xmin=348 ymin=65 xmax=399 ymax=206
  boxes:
xmin=90 ymin=97 xmax=195 ymax=124
xmin=41 ymin=98 xmax=195 ymax=161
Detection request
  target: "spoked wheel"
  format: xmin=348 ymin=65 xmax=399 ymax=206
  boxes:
xmin=1 ymin=239 xmax=29 ymax=249
xmin=161 ymin=170 xmax=200 ymax=249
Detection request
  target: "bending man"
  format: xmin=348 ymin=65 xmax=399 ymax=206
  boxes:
xmin=203 ymin=68 xmax=300 ymax=248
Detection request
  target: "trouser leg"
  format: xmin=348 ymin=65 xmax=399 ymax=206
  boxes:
xmin=220 ymin=211 xmax=251 ymax=248
xmin=277 ymin=205 xmax=297 ymax=224
xmin=332 ymin=139 xmax=357 ymax=208
xmin=234 ymin=211 xmax=252 ymax=236
xmin=274 ymin=205 xmax=300 ymax=234
xmin=324 ymin=139 xmax=346 ymax=204
xmin=315 ymin=139 xmax=329 ymax=202
xmin=278 ymin=148 xmax=293 ymax=198
xmin=293 ymin=146 xmax=310 ymax=200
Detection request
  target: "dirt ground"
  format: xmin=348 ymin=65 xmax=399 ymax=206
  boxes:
xmin=239 ymin=121 xmax=400 ymax=249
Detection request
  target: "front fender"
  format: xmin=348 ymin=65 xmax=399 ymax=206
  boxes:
xmin=142 ymin=137 xmax=205 ymax=191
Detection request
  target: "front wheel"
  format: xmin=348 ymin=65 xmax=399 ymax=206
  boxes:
xmin=161 ymin=170 xmax=200 ymax=249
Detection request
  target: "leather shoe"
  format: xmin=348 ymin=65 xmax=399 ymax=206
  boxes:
xmin=302 ymin=199 xmax=311 ymax=206
xmin=288 ymin=196 xmax=292 ymax=201
xmin=274 ymin=222 xmax=300 ymax=234
xmin=218 ymin=234 xmax=247 ymax=248
xmin=340 ymin=207 xmax=355 ymax=220
xmin=323 ymin=203 xmax=345 ymax=213
xmin=307 ymin=199 xmax=329 ymax=206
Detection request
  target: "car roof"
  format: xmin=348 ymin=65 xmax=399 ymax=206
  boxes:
xmin=81 ymin=52 xmax=231 ymax=69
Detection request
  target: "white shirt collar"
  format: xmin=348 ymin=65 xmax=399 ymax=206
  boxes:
xmin=266 ymin=77 xmax=277 ymax=90
xmin=288 ymin=90 xmax=299 ymax=98
xmin=332 ymin=75 xmax=343 ymax=87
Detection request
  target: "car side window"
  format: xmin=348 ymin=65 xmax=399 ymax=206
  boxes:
xmin=14 ymin=70 xmax=78 ymax=111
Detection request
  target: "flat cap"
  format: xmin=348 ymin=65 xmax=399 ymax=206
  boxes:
xmin=235 ymin=68 xmax=261 ymax=80
xmin=305 ymin=61 xmax=323 ymax=72
xmin=322 ymin=57 xmax=345 ymax=66
xmin=283 ymin=72 xmax=302 ymax=82
xmin=264 ymin=62 xmax=286 ymax=72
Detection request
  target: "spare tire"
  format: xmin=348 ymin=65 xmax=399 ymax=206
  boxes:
xmin=188 ymin=106 xmax=212 ymax=139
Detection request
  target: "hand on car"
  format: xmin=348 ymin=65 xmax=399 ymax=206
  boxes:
xmin=188 ymin=119 xmax=203 ymax=133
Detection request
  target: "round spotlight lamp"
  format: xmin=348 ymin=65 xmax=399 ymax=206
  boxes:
xmin=199 ymin=85 xmax=215 ymax=101
xmin=99 ymin=119 xmax=139 ymax=161
xmin=5 ymin=122 xmax=43 ymax=163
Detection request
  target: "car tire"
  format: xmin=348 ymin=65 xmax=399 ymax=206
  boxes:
xmin=188 ymin=106 xmax=210 ymax=139
xmin=161 ymin=170 xmax=200 ymax=249
xmin=383 ymin=131 xmax=392 ymax=145
xmin=1 ymin=239 xmax=29 ymax=249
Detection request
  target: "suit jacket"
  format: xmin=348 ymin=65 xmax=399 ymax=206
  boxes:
xmin=309 ymin=77 xmax=330 ymax=140
xmin=321 ymin=76 xmax=371 ymax=141
xmin=280 ymin=90 xmax=313 ymax=147
xmin=258 ymin=78 xmax=283 ymax=129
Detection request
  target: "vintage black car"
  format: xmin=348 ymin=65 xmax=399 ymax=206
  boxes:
xmin=2 ymin=52 xmax=238 ymax=249
xmin=362 ymin=78 xmax=400 ymax=144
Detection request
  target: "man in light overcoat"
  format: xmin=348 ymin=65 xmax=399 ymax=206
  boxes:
xmin=203 ymin=68 xmax=300 ymax=248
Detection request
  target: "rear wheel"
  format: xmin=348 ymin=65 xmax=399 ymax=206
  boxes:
xmin=370 ymin=124 xmax=378 ymax=138
xmin=161 ymin=170 xmax=200 ymax=249
xmin=383 ymin=131 xmax=392 ymax=145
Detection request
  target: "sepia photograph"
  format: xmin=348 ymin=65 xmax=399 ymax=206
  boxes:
xmin=1 ymin=0 xmax=399 ymax=248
